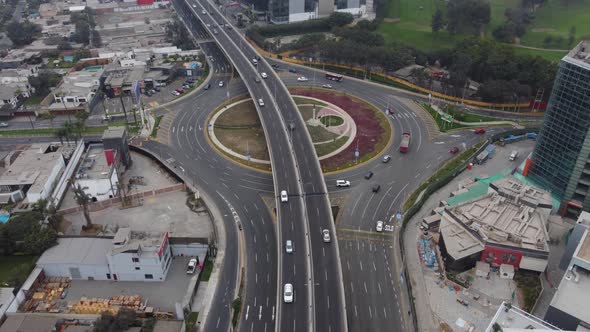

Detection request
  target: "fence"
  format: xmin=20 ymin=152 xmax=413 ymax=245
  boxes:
xmin=57 ymin=183 xmax=186 ymax=214
xmin=51 ymin=140 xmax=85 ymax=208
xmin=248 ymin=39 xmax=531 ymax=110
xmin=398 ymin=127 xmax=540 ymax=331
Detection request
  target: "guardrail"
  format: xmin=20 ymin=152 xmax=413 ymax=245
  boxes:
xmin=398 ymin=127 xmax=540 ymax=331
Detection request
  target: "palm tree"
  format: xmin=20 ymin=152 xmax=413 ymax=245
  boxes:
xmin=55 ymin=127 xmax=67 ymax=145
xmin=72 ymin=182 xmax=92 ymax=228
xmin=33 ymin=198 xmax=61 ymax=232
xmin=64 ymin=121 xmax=76 ymax=143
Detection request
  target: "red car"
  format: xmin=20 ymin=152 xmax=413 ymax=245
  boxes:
xmin=175 ymin=88 xmax=184 ymax=94
xmin=449 ymin=147 xmax=459 ymax=154
xmin=474 ymin=128 xmax=486 ymax=134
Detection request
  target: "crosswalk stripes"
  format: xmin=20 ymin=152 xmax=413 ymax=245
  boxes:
xmin=154 ymin=110 xmax=175 ymax=146
xmin=397 ymin=97 xmax=441 ymax=141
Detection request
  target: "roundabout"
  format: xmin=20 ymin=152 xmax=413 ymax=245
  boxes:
xmin=208 ymin=89 xmax=392 ymax=172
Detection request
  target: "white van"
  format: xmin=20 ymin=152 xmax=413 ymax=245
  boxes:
xmin=509 ymin=151 xmax=518 ymax=161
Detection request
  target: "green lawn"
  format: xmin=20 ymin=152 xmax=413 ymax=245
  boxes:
xmin=24 ymin=96 xmax=44 ymax=106
xmin=521 ymin=0 xmax=590 ymax=49
xmin=421 ymin=103 xmax=468 ymax=131
xmin=0 ymin=255 xmax=38 ymax=286
xmin=200 ymin=259 xmax=214 ymax=281
xmin=378 ymin=0 xmax=580 ymax=61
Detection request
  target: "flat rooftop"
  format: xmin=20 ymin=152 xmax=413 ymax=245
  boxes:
xmin=110 ymin=228 xmax=167 ymax=257
xmin=37 ymin=237 xmax=111 ymax=266
xmin=76 ymin=144 xmax=111 ymax=180
xmin=567 ymin=40 xmax=590 ymax=67
xmin=102 ymin=126 xmax=126 ymax=140
xmin=486 ymin=302 xmax=561 ymax=331
xmin=440 ymin=215 xmax=485 ymax=260
xmin=0 ymin=144 xmax=64 ymax=193
xmin=550 ymin=263 xmax=590 ymax=326
xmin=576 ymin=228 xmax=590 ymax=264
xmin=444 ymin=177 xmax=551 ymax=258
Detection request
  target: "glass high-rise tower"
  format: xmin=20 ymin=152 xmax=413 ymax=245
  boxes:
xmin=529 ymin=41 xmax=590 ymax=217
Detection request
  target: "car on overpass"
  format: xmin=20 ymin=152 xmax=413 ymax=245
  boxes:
xmin=322 ymin=229 xmax=331 ymax=243
xmin=285 ymin=240 xmax=293 ymax=253
xmin=258 ymin=98 xmax=265 ymax=107
xmin=284 ymin=283 xmax=294 ymax=303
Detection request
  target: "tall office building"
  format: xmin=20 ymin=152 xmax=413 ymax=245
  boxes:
xmin=529 ymin=40 xmax=590 ymax=217
xmin=269 ymin=0 xmax=364 ymax=23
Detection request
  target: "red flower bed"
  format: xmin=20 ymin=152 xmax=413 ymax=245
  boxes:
xmin=293 ymin=89 xmax=388 ymax=170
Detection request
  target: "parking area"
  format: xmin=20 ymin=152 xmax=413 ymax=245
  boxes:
xmin=64 ymin=256 xmax=201 ymax=313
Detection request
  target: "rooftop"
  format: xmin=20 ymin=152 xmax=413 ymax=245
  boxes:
xmin=567 ymin=40 xmax=590 ymax=66
xmin=110 ymin=227 xmax=167 ymax=257
xmin=485 ymin=301 xmax=561 ymax=331
xmin=37 ymin=237 xmax=111 ymax=266
xmin=0 ymin=314 xmax=58 ymax=332
xmin=76 ymin=144 xmax=112 ymax=180
xmin=444 ymin=177 xmax=551 ymax=258
xmin=0 ymin=84 xmax=21 ymax=100
xmin=55 ymin=68 xmax=103 ymax=97
xmin=549 ymin=262 xmax=590 ymax=326
xmin=577 ymin=228 xmax=590 ymax=264
xmin=0 ymin=144 xmax=64 ymax=193
xmin=104 ymin=66 xmax=145 ymax=88
xmin=102 ymin=126 xmax=126 ymax=140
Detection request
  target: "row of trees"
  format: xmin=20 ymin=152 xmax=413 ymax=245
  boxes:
xmin=431 ymin=0 xmax=491 ymax=35
xmin=166 ymin=17 xmax=196 ymax=51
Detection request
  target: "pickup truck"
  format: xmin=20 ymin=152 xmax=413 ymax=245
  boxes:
xmin=400 ymin=132 xmax=411 ymax=153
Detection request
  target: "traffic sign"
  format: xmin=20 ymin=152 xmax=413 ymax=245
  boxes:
xmin=354 ymin=148 xmax=359 ymax=158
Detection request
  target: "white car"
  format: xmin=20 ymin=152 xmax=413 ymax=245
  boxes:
xmin=218 ymin=81 xmax=224 ymax=87
xmin=252 ymin=58 xmax=258 ymax=65
xmin=297 ymin=76 xmax=309 ymax=82
xmin=285 ymin=240 xmax=293 ymax=253
xmin=171 ymin=91 xmax=180 ymax=96
xmin=261 ymin=72 xmax=268 ymax=79
xmin=336 ymin=180 xmax=350 ymax=187
xmin=376 ymin=221 xmax=384 ymax=232
xmin=280 ymin=190 xmax=288 ymax=202
xmin=258 ymin=98 xmax=265 ymax=107
xmin=322 ymin=84 xmax=333 ymax=89
xmin=0 ymin=122 xmax=8 ymax=127
xmin=192 ymin=4 xmax=196 ymax=7
xmin=202 ymin=10 xmax=206 ymax=14
xmin=284 ymin=283 xmax=293 ymax=303
xmin=186 ymin=258 xmax=197 ymax=274
xmin=322 ymin=229 xmax=331 ymax=243
xmin=206 ymin=23 xmax=211 ymax=27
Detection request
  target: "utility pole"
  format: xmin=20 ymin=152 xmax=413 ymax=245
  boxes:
xmin=119 ymin=94 xmax=129 ymax=126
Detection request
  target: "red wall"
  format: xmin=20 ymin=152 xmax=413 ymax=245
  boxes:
xmin=104 ymin=149 xmax=115 ymax=166
xmin=137 ymin=0 xmax=154 ymax=5
xmin=481 ymin=245 xmax=523 ymax=268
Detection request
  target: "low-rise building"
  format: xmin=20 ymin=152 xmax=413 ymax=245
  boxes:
xmin=74 ymin=143 xmax=120 ymax=202
xmin=485 ymin=301 xmax=561 ymax=331
xmin=36 ymin=228 xmax=173 ymax=282
xmin=439 ymin=177 xmax=552 ymax=272
xmin=48 ymin=67 xmax=103 ymax=113
xmin=0 ymin=144 xmax=66 ymax=204
xmin=544 ymin=227 xmax=590 ymax=330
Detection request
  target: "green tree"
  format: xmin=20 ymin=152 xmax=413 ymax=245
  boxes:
xmin=326 ymin=12 xmax=354 ymax=27
xmin=24 ymin=226 xmax=57 ymax=255
xmin=72 ymin=183 xmax=92 ymax=228
xmin=431 ymin=9 xmax=444 ymax=33
xmin=446 ymin=0 xmax=490 ymax=35
xmin=5 ymin=20 xmax=42 ymax=46
xmin=28 ymin=71 xmax=62 ymax=97
xmin=94 ymin=308 xmax=138 ymax=332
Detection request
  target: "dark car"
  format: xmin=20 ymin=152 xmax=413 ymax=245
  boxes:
xmin=372 ymin=184 xmax=381 ymax=193
xmin=365 ymin=171 xmax=374 ymax=179
xmin=204 ymin=84 xmax=211 ymax=90
xmin=289 ymin=68 xmax=297 ymax=73
xmin=144 ymin=90 xmax=152 ymax=96
xmin=449 ymin=147 xmax=459 ymax=154
xmin=154 ymin=86 xmax=161 ymax=92
xmin=176 ymin=88 xmax=184 ymax=94
xmin=474 ymin=128 xmax=486 ymax=134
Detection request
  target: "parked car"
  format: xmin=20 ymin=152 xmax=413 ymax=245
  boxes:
xmin=322 ymin=229 xmax=331 ymax=243
xmin=474 ymin=128 xmax=486 ymax=134
xmin=144 ymin=91 xmax=152 ymax=96
xmin=449 ymin=147 xmax=459 ymax=154
xmin=171 ymin=91 xmax=180 ymax=96
xmin=365 ymin=171 xmax=374 ymax=179
xmin=149 ymin=89 xmax=156 ymax=94
xmin=183 ymin=84 xmax=190 ymax=90
xmin=372 ymin=184 xmax=381 ymax=193
xmin=204 ymin=84 xmax=211 ymax=90
xmin=176 ymin=88 xmax=184 ymax=94
xmin=376 ymin=221 xmax=383 ymax=232
xmin=382 ymin=155 xmax=391 ymax=163
xmin=297 ymin=76 xmax=309 ymax=82
xmin=154 ymin=86 xmax=161 ymax=92
xmin=186 ymin=258 xmax=197 ymax=274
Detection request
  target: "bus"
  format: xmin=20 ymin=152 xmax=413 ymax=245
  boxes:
xmin=325 ymin=72 xmax=343 ymax=82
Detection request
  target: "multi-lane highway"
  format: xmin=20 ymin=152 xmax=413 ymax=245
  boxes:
xmin=173 ymin=1 xmax=348 ymax=331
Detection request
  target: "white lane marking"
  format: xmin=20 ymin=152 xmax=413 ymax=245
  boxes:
xmin=364 ymin=282 xmax=368 ymax=293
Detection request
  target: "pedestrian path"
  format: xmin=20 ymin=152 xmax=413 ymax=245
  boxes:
xmin=400 ymin=98 xmax=441 ymax=141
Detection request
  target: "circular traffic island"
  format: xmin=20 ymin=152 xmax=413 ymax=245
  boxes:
xmin=208 ymin=88 xmax=391 ymax=172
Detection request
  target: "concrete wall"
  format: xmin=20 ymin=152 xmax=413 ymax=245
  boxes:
xmin=520 ymin=256 xmax=549 ymax=272
xmin=38 ymin=263 xmax=111 ymax=280
xmin=171 ymin=243 xmax=208 ymax=257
